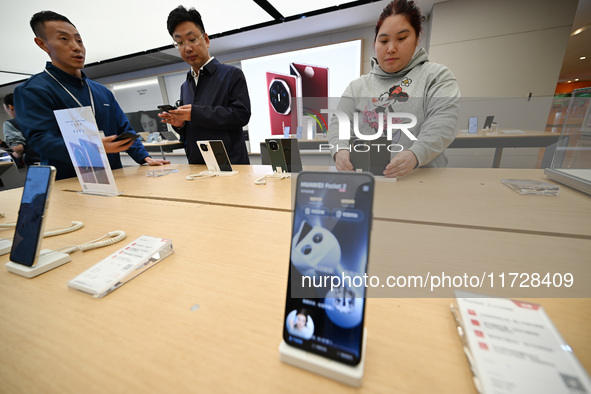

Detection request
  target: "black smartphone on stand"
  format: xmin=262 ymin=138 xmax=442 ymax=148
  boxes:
xmin=209 ymin=140 xmax=233 ymax=172
xmin=283 ymin=171 xmax=374 ymax=366
xmin=266 ymin=139 xmax=288 ymax=173
xmin=281 ymin=138 xmax=302 ymax=173
xmin=197 ymin=140 xmax=233 ymax=172
xmin=10 ymin=166 xmax=56 ymax=267
xmin=483 ymin=115 xmax=494 ymax=130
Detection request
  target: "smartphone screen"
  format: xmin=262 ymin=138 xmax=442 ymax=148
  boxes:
xmin=209 ymin=140 xmax=233 ymax=172
xmin=282 ymin=138 xmax=302 ymax=173
xmin=468 ymin=116 xmax=478 ymax=134
xmin=10 ymin=166 xmax=56 ymax=267
xmin=283 ymin=171 xmax=374 ymax=366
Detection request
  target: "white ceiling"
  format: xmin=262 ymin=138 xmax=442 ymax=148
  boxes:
xmin=0 ymin=0 xmax=586 ymax=88
xmin=0 ymin=0 xmax=271 ymax=84
xmin=0 ymin=0 xmax=443 ymax=88
xmin=559 ymin=0 xmax=591 ymax=83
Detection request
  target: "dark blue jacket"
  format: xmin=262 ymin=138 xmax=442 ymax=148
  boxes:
xmin=14 ymin=62 xmax=150 ymax=180
xmin=176 ymin=58 xmax=251 ymax=164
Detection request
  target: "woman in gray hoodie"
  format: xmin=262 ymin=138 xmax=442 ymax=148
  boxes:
xmin=329 ymin=0 xmax=460 ymax=178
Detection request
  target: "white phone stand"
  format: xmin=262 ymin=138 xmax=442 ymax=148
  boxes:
xmin=279 ymin=328 xmax=367 ymax=387
xmin=254 ymin=169 xmax=291 ymax=185
xmin=186 ymin=170 xmax=238 ymax=180
xmin=0 ymin=238 xmax=12 ymax=256
xmin=6 ymin=249 xmax=71 ymax=278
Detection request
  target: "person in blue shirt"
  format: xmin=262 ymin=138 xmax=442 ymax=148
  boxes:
xmin=158 ymin=6 xmax=251 ymax=165
xmin=3 ymin=93 xmax=41 ymax=167
xmin=14 ymin=11 xmax=169 ymax=180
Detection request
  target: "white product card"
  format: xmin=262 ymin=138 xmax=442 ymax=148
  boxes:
xmin=54 ymin=106 xmax=119 ymax=196
xmin=68 ymin=235 xmax=173 ymax=297
xmin=453 ymin=291 xmax=591 ymax=393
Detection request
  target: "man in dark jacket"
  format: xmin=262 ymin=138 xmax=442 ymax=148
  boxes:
xmin=159 ymin=6 xmax=251 ymax=165
xmin=15 ymin=11 xmax=168 ymax=180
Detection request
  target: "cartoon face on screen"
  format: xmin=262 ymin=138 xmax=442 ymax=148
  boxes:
xmin=285 ymin=309 xmax=314 ymax=339
xmin=291 ymin=220 xmax=341 ymax=277
xmin=325 ymin=285 xmax=364 ymax=329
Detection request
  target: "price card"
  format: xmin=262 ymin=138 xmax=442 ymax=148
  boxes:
xmin=68 ymin=235 xmax=173 ymax=297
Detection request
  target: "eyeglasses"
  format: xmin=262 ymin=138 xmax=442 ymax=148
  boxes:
xmin=173 ymin=33 xmax=204 ymax=49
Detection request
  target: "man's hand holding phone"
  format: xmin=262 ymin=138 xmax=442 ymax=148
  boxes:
xmin=102 ymin=134 xmax=135 ymax=153
xmin=158 ymin=104 xmax=192 ymax=128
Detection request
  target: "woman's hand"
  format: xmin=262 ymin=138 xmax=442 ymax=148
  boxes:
xmin=383 ymin=151 xmax=418 ymax=178
xmin=334 ymin=150 xmax=354 ymax=172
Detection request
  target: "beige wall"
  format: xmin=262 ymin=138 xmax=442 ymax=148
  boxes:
xmin=428 ymin=0 xmax=578 ymax=98
xmin=424 ymin=0 xmax=578 ymax=168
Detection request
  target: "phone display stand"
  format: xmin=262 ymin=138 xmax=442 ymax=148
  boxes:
xmin=254 ymin=169 xmax=291 ymax=185
xmin=78 ymin=190 xmax=122 ymax=197
xmin=0 ymin=238 xmax=12 ymax=256
xmin=68 ymin=235 xmax=173 ymax=297
xmin=0 ymin=239 xmax=12 ymax=255
xmin=186 ymin=170 xmax=238 ymax=180
xmin=279 ymin=328 xmax=367 ymax=387
xmin=6 ymin=250 xmax=71 ymax=278
xmin=215 ymin=170 xmax=238 ymax=177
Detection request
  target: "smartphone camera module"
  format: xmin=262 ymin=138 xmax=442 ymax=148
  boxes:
xmin=200 ymin=143 xmax=209 ymax=151
xmin=269 ymin=79 xmax=291 ymax=115
xmin=268 ymin=140 xmax=279 ymax=151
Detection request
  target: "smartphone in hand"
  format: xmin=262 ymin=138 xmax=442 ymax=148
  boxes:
xmin=112 ymin=131 xmax=139 ymax=142
xmin=158 ymin=105 xmax=177 ymax=112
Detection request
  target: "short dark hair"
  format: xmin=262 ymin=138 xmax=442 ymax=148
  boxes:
xmin=3 ymin=93 xmax=14 ymax=107
xmin=167 ymin=6 xmax=205 ymax=37
xmin=374 ymin=0 xmax=425 ymax=41
xmin=30 ymin=11 xmax=75 ymax=39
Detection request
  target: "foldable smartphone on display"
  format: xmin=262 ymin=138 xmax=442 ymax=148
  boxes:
xmin=289 ymin=63 xmax=329 ymax=99
xmin=290 ymin=63 xmax=329 ymax=135
xmin=483 ymin=115 xmax=495 ymax=130
xmin=10 ymin=166 xmax=56 ymax=267
xmin=267 ymin=64 xmax=330 ymax=136
xmin=265 ymin=138 xmax=303 ymax=173
xmin=159 ymin=131 xmax=179 ymax=141
xmin=349 ymin=136 xmax=392 ymax=176
xmin=266 ymin=72 xmax=300 ymax=135
xmin=283 ymin=171 xmax=375 ymax=366
xmin=197 ymin=140 xmax=233 ymax=172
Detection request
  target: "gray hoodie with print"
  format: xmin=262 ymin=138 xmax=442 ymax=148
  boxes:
xmin=328 ymin=48 xmax=460 ymax=168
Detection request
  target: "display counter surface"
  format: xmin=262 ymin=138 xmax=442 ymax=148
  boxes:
xmin=0 ymin=188 xmax=589 ymax=393
xmin=54 ymin=165 xmax=591 ymax=238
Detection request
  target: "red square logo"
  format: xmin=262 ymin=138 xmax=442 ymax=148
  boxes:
xmin=479 ymin=342 xmax=489 ymax=350
xmin=471 ymin=319 xmax=480 ymax=326
xmin=474 ymin=330 xmax=484 ymax=338
xmin=468 ymin=309 xmax=476 ymax=316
